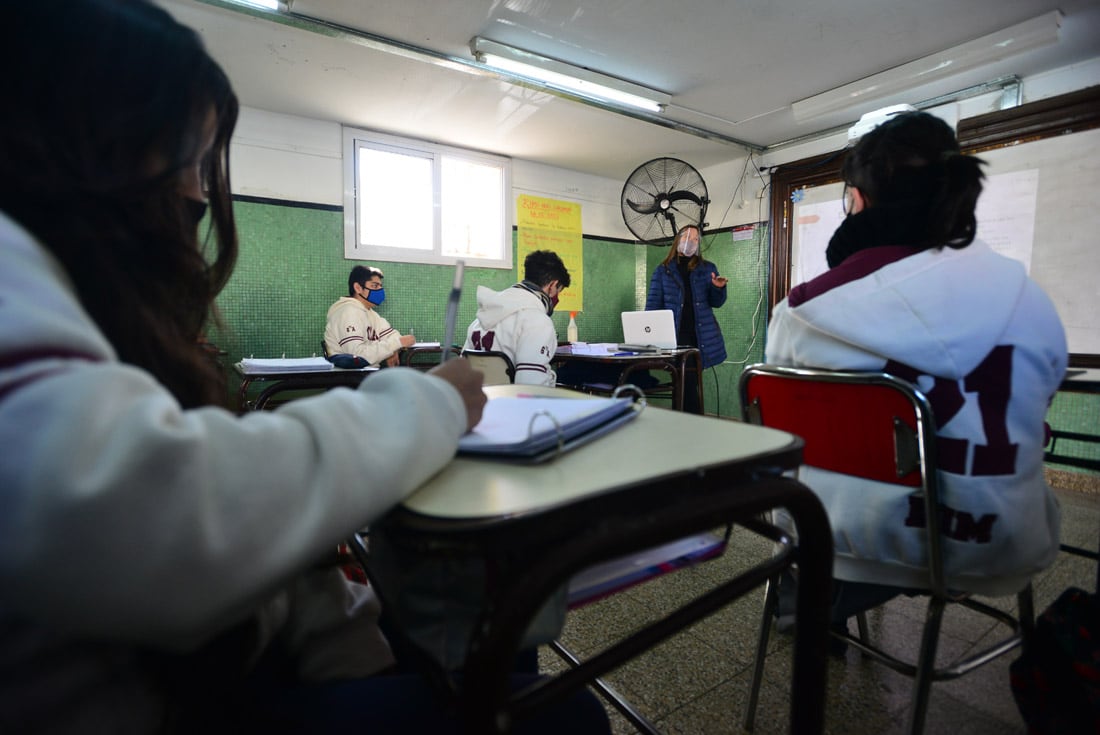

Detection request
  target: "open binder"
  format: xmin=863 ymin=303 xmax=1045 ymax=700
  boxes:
xmin=458 ymin=387 xmax=644 ymax=463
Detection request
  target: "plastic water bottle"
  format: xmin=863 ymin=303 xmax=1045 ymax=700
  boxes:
xmin=567 ymin=311 xmax=578 ymax=343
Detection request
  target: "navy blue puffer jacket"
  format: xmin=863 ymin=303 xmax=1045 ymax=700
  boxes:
xmin=645 ymin=260 xmax=727 ymax=369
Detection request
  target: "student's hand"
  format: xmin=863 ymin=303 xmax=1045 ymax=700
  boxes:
xmin=386 ymin=354 xmax=400 ymax=368
xmin=429 ymin=358 xmax=486 ymax=431
xmin=711 ymin=273 xmax=728 ymax=288
xmin=400 ymin=334 xmax=417 ymax=347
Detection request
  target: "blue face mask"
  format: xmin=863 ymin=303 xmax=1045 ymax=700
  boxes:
xmin=365 ymin=287 xmax=386 ymax=306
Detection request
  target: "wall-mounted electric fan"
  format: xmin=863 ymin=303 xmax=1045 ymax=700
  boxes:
xmin=620 ymin=157 xmax=709 ymax=243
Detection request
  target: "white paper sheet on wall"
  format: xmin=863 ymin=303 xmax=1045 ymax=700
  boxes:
xmin=791 ymin=187 xmax=846 ymax=287
xmin=975 ymin=169 xmax=1039 ymax=273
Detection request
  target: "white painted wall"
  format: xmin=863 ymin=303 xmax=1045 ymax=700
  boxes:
xmin=228 ymin=57 xmax=1099 ymax=239
xmin=229 ymin=108 xmax=633 ymax=239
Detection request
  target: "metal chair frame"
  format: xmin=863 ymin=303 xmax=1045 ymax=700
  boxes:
xmin=739 ymin=363 xmax=1035 ymax=735
xmin=461 ymin=349 xmax=516 ymax=385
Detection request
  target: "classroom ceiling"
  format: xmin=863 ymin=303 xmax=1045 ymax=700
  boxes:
xmin=161 ymin=0 xmax=1100 ymax=180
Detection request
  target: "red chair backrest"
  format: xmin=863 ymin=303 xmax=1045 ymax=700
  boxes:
xmin=742 ymin=369 xmax=925 ymax=488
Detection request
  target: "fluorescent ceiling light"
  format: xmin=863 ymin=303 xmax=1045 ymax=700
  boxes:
xmin=470 ymin=37 xmax=670 ymax=113
xmin=791 ymin=10 xmax=1062 ymax=123
xmin=226 ymin=0 xmax=286 ymax=10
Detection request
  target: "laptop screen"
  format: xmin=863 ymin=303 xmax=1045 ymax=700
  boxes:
xmin=621 ymin=310 xmax=677 ymax=349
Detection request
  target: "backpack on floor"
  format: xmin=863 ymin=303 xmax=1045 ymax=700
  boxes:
xmin=1010 ymin=586 xmax=1100 ymax=734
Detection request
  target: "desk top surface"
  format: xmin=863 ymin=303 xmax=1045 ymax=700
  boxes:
xmin=1061 ymin=368 xmax=1100 ymax=393
xmin=554 ymin=345 xmax=698 ymax=363
xmin=401 ymin=384 xmax=800 ymax=520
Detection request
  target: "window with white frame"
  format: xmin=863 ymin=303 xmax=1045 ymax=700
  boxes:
xmin=343 ymin=128 xmax=512 ymax=268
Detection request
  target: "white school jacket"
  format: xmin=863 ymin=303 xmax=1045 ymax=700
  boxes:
xmin=766 ymin=240 xmax=1066 ymax=596
xmin=463 ymin=284 xmax=558 ymax=386
xmin=0 ymin=211 xmax=468 ymax=730
xmin=324 ymin=296 xmax=404 ymax=366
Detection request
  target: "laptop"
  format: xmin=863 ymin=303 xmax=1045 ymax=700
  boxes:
xmin=620 ymin=309 xmax=678 ymax=350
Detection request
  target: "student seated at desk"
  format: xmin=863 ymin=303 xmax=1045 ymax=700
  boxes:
xmin=0 ymin=3 xmax=608 ymax=733
xmin=464 ymin=249 xmax=570 ymax=386
xmin=324 ymin=265 xmax=416 ymax=367
xmin=766 ymin=111 xmax=1066 ymax=632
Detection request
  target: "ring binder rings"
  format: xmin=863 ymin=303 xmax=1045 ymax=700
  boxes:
xmin=458 ymin=392 xmax=644 ymax=463
xmin=612 ymin=383 xmax=646 ymax=409
xmin=528 ymin=410 xmax=565 ymax=457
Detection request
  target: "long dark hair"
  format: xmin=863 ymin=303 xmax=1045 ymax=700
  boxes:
xmin=1 ymin=0 xmax=239 ymax=408
xmin=842 ymin=112 xmax=984 ymax=250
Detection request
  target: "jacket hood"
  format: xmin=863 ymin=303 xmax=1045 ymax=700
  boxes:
xmin=326 ymin=296 xmax=366 ymax=320
xmin=473 ymin=285 xmax=546 ymax=331
xmin=785 ymin=241 xmax=1028 ymax=379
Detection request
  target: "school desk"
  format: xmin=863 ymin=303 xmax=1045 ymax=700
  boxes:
xmin=552 ymin=345 xmax=704 ymax=412
xmin=233 ymin=362 xmax=378 ymax=411
xmin=1047 ymin=367 xmax=1100 ymax=590
xmin=1045 ymin=368 xmax=1100 ymax=472
xmin=365 ymin=383 xmax=832 ymax=734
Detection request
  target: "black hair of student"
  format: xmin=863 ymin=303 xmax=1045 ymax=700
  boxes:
xmin=0 ymin=0 xmax=239 ymax=409
xmin=348 ymin=265 xmax=384 ymax=296
xmin=842 ymin=111 xmax=985 ymax=250
xmin=523 ymin=250 xmax=571 ymax=289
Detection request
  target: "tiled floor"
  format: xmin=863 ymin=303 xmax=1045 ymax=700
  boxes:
xmin=539 ymin=477 xmax=1099 ymax=734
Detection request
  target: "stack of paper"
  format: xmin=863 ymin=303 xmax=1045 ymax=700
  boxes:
xmin=562 ymin=342 xmax=618 ymax=355
xmin=238 ymin=357 xmax=334 ymax=374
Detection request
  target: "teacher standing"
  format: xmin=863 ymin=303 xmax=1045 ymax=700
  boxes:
xmin=645 ymin=224 xmax=728 ymax=414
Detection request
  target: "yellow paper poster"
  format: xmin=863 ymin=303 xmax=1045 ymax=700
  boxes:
xmin=516 ymin=195 xmax=583 ymax=312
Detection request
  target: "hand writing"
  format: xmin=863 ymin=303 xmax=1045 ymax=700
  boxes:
xmin=429 ymin=358 xmax=486 ymax=431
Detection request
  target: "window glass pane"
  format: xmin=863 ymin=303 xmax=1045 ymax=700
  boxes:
xmin=358 ymin=147 xmax=433 ymax=251
xmin=441 ymin=157 xmax=503 ymax=259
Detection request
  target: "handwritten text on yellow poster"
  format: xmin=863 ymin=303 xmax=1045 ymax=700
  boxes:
xmin=516 ymin=195 xmax=582 ymax=312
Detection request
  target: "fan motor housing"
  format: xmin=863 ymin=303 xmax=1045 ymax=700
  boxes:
xmin=621 ymin=157 xmax=709 ymax=243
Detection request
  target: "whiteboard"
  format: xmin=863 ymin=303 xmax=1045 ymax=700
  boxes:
xmin=976 ymin=128 xmax=1100 ymax=355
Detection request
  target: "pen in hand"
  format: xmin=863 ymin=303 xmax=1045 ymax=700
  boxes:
xmin=440 ymin=260 xmax=465 ymax=362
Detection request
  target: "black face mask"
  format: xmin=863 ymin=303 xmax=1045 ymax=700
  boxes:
xmin=185 ymin=198 xmax=209 ymax=227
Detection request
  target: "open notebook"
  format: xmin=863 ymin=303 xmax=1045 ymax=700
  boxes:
xmin=458 ymin=394 xmax=641 ymax=463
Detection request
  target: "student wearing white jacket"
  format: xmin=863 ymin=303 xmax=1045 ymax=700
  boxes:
xmin=0 ymin=3 xmax=609 ymax=734
xmin=324 ymin=265 xmax=416 ymax=367
xmin=464 ymin=250 xmax=571 ymax=386
xmin=766 ymin=112 xmax=1065 ymax=619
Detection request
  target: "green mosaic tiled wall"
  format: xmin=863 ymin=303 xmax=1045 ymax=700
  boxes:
xmin=1047 ymin=390 xmax=1100 ymax=472
xmin=209 ymin=198 xmax=767 ymax=417
xmin=209 ymin=197 xmax=1095 ymax=467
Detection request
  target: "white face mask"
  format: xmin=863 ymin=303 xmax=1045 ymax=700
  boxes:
xmin=677 ymin=229 xmax=700 ymax=257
